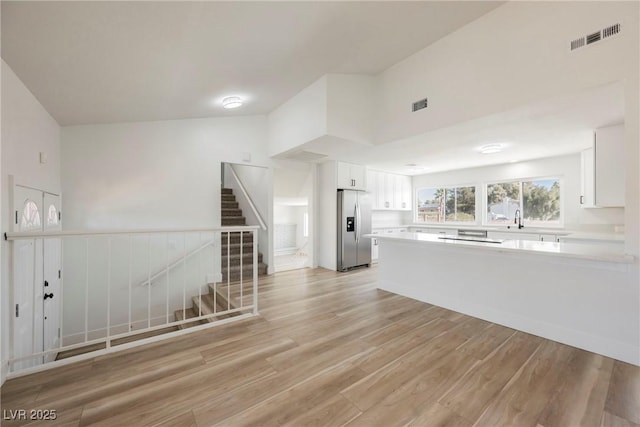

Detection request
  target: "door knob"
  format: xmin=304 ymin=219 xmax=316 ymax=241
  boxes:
xmin=44 ymin=293 xmax=54 ymax=300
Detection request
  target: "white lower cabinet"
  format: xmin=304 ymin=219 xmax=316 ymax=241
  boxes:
xmin=487 ymin=231 xmax=541 ymax=241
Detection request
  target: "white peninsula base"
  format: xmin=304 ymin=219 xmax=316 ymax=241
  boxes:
xmin=374 ymin=233 xmax=639 ymax=366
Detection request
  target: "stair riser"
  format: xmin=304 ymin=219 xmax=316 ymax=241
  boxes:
xmin=221 ymin=202 xmax=239 ymax=209
xmin=222 ymin=218 xmax=246 ymax=226
xmin=221 ymin=195 xmax=236 ymax=202
xmin=222 ymin=244 xmax=255 ymax=255
xmin=221 ymin=254 xmax=264 ymax=267
xmin=221 ymin=209 xmax=243 ymax=217
xmin=221 ymin=233 xmax=254 ymax=244
xmin=221 ymin=188 xmax=233 ymax=195
xmin=222 ymin=265 xmax=268 ymax=282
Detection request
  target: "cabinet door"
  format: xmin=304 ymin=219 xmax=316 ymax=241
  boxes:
xmin=400 ymin=175 xmax=412 ymax=210
xmin=350 ymin=164 xmax=367 ymax=190
xmin=371 ymin=231 xmax=379 ymax=262
xmin=337 ymin=162 xmax=352 ymax=189
xmin=367 ymin=170 xmax=379 ymax=209
xmin=394 ymin=175 xmax=403 ymax=209
xmin=594 ymin=124 xmax=624 ymax=207
xmin=581 ymin=148 xmax=595 ymax=207
xmin=383 ymin=174 xmax=395 ymax=209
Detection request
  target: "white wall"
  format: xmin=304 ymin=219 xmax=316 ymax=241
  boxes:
xmin=267 ymin=76 xmax=327 ymax=157
xmin=375 ymin=1 xmax=639 ymax=256
xmin=326 ymin=74 xmax=374 ymax=145
xmin=412 ymin=154 xmax=624 ymax=232
xmin=372 ymin=210 xmax=413 ymax=229
xmin=317 ymin=161 xmax=337 ymax=270
xmin=62 ymin=116 xmax=268 ymax=230
xmin=1 ymin=60 xmax=61 ymax=384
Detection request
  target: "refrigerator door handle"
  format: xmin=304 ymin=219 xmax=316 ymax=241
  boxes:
xmin=356 ymin=201 xmax=361 ymax=243
xmin=354 ymin=203 xmax=358 ymax=243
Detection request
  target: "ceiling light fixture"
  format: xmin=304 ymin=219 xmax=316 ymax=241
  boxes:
xmin=222 ymin=96 xmax=243 ymax=109
xmin=478 ymin=144 xmax=503 ymax=154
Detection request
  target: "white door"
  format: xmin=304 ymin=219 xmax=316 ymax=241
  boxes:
xmin=12 ymin=186 xmax=44 ymax=370
xmin=43 ymin=193 xmax=62 ymax=362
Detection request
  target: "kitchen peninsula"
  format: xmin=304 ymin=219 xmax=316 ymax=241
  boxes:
xmin=371 ymin=232 xmax=639 ymax=366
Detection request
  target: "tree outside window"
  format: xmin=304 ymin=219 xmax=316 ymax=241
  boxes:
xmin=416 ymin=186 xmax=475 ymax=223
xmin=487 ymin=179 xmax=561 ymax=226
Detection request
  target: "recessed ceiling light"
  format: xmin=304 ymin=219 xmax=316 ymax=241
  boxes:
xmin=478 ymin=144 xmax=503 ymax=154
xmin=222 ymin=96 xmax=243 ymax=109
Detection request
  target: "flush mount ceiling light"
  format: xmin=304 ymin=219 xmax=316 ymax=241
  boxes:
xmin=222 ymin=96 xmax=243 ymax=109
xmin=478 ymin=144 xmax=503 ymax=154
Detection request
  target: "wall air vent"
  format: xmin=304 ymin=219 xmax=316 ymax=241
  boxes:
xmin=412 ymin=97 xmax=428 ymax=112
xmin=571 ymin=23 xmax=620 ymax=51
xmin=602 ymin=23 xmax=620 ymax=39
xmin=586 ymin=31 xmax=601 ymax=45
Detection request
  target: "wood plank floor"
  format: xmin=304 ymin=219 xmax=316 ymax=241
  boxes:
xmin=1 ymin=266 xmax=639 ymax=426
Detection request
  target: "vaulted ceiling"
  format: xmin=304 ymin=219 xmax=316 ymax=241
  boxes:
xmin=2 ymin=1 xmax=503 ymax=126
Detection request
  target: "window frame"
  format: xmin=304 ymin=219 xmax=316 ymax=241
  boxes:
xmin=414 ymin=183 xmax=479 ymax=226
xmin=482 ymin=176 xmax=565 ymax=228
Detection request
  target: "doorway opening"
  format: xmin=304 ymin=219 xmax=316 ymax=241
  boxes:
xmin=273 ymin=165 xmax=313 ymax=272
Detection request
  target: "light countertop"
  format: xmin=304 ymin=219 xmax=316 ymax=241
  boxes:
xmin=366 ymin=231 xmax=634 ymax=264
xmin=372 ymin=224 xmax=624 ymax=242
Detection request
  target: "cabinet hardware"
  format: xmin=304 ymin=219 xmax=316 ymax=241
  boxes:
xmin=580 ymin=195 xmax=584 ymax=205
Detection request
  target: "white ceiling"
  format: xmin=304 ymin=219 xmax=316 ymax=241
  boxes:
xmin=285 ymin=81 xmax=626 ymax=175
xmin=1 ymin=1 xmax=503 ymax=126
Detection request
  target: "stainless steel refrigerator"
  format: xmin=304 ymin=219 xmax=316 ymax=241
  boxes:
xmin=337 ymin=189 xmax=372 ymax=271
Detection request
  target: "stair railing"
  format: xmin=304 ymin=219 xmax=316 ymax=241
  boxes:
xmin=228 ymin=164 xmax=267 ymax=231
xmin=5 ymin=225 xmax=259 ymax=378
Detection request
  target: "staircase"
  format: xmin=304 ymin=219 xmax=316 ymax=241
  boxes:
xmin=173 ymin=188 xmax=266 ymax=329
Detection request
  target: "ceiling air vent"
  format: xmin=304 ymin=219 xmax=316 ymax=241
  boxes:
xmin=412 ymin=97 xmax=428 ymax=112
xmin=571 ymin=23 xmax=620 ymax=51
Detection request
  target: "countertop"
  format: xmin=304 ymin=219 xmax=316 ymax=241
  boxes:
xmin=372 ymin=224 xmax=624 ymax=242
xmin=366 ymin=231 xmax=634 ymax=264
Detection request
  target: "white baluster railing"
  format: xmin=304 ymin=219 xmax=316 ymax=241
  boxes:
xmin=5 ymin=226 xmax=260 ymax=377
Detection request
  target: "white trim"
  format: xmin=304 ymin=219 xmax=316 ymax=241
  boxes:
xmin=6 ymin=313 xmax=256 ymax=379
xmin=5 ymin=225 xmax=260 ymax=240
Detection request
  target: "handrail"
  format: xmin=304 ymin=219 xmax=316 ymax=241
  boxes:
xmin=139 ymin=238 xmax=215 ymax=287
xmin=228 ymin=164 xmax=267 ymax=231
xmin=5 ymin=225 xmax=260 ymax=240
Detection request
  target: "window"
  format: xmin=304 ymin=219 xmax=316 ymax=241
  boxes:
xmin=20 ymin=199 xmax=41 ymax=231
xmin=487 ymin=178 xmax=561 ymax=226
xmin=47 ymin=204 xmax=59 ymax=227
xmin=416 ymin=186 xmax=476 ymax=223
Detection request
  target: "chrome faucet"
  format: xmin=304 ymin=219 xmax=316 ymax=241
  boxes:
xmin=514 ymin=209 xmax=524 ymax=229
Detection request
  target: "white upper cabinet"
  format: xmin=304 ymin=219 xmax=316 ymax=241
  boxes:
xmin=581 ymin=124 xmax=625 ymax=208
xmin=367 ymin=170 xmax=411 ymax=211
xmin=337 ymin=162 xmax=367 ymax=190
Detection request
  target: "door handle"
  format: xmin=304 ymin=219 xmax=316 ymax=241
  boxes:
xmin=354 ymin=205 xmax=358 ymax=243
xmin=44 ymin=293 xmax=54 ymax=300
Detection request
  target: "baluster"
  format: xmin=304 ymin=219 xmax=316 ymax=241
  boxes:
xmin=85 ymin=238 xmax=90 ymax=342
xmin=106 ymin=237 xmax=111 ymax=349
xmin=147 ymin=234 xmax=151 ymax=329
xmin=128 ymin=236 xmax=132 ymax=331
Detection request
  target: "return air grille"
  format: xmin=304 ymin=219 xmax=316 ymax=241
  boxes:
xmin=412 ymin=97 xmax=428 ymax=112
xmin=571 ymin=23 xmax=620 ymax=51
xmin=602 ymin=23 xmax=620 ymax=39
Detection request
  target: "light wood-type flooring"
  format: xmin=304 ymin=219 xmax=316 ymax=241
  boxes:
xmin=1 ymin=266 xmax=639 ymax=426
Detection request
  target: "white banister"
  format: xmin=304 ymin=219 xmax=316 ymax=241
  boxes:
xmin=228 ymin=165 xmax=267 ymax=231
xmin=6 ymin=226 xmax=260 ymax=378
